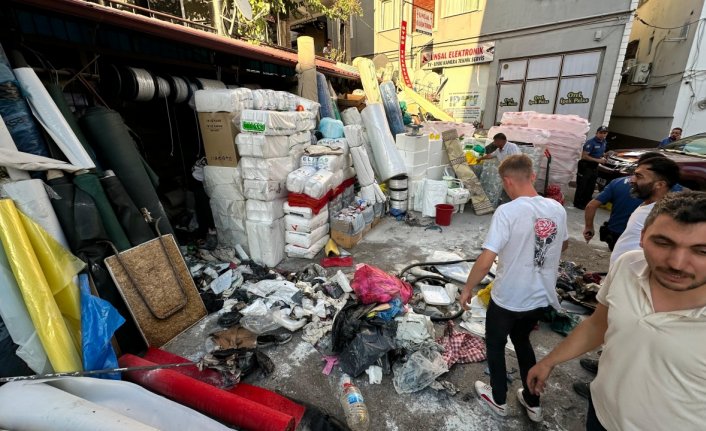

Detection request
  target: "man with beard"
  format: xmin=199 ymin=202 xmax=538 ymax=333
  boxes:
xmin=609 ymin=156 xmax=680 ymax=265
xmin=527 ymin=191 xmax=706 ymax=430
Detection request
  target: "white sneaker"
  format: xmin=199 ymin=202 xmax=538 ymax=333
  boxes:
xmin=474 ymin=381 xmax=507 ymax=417
xmin=517 ymin=388 xmax=543 ymax=422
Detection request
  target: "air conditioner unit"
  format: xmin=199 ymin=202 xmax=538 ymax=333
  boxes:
xmin=630 ymin=62 xmax=651 ymax=84
xmin=622 ymin=58 xmax=637 ymax=76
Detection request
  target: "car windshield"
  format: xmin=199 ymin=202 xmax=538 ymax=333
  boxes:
xmin=663 ymin=135 xmax=706 ymax=156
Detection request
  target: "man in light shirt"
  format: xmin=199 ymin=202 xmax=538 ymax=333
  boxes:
xmin=479 ymin=133 xmax=522 ymax=205
xmin=527 ymin=191 xmax=706 ymax=430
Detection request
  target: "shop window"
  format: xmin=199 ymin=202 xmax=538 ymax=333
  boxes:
xmin=380 ymin=0 xmax=400 ymax=31
xmin=444 ymin=0 xmax=480 ymax=17
xmin=498 ymin=60 xmax=527 ymax=82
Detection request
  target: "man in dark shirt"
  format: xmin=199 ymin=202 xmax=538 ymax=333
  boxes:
xmin=658 ymin=127 xmax=682 ymax=148
xmin=573 ymin=126 xmax=608 ymax=210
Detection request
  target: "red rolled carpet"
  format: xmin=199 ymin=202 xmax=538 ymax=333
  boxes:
xmin=142 ymin=348 xmax=306 ymax=428
xmin=119 ymin=354 xmax=295 ymax=431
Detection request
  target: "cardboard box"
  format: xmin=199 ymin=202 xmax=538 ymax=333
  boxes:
xmin=337 ymin=93 xmax=366 ymax=109
xmin=331 ymin=228 xmax=363 ymax=249
xmin=401 ymin=149 xmax=429 ymax=166
xmin=198 ymin=112 xmax=240 ymax=167
xmin=428 ymin=149 xmax=450 ymax=167
xmin=371 ymin=215 xmax=381 ymax=228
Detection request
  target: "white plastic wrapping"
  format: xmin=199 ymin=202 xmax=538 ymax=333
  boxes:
xmin=349 ymin=146 xmax=375 ymax=186
xmin=210 ymin=198 xmax=246 ymax=231
xmin=422 ymin=179 xmax=449 ymax=217
xmin=194 ymin=89 xmax=243 ymax=113
xmin=487 ymin=125 xmax=551 ymax=145
xmin=245 ymin=198 xmax=286 ymax=222
xmin=300 ymin=155 xmax=319 ymax=167
xmin=0 ymin=117 xmax=30 ymax=180
xmin=285 ymin=208 xmax=329 ymax=232
xmin=304 ymin=169 xmax=334 ymax=199
xmin=283 ymin=202 xmax=315 ymax=219
xmin=360 ymin=183 xmax=386 ymax=204
xmin=361 ymin=103 xmax=407 ymax=181
xmin=251 ymin=90 xmax=297 ymax=111
xmin=331 ymin=170 xmax=345 ymax=188
xmin=317 ymin=138 xmax=349 ymax=156
xmin=285 ymin=235 xmax=329 ymax=259
xmin=0 ymin=148 xmax=81 ymax=172
xmin=240 ymin=110 xmax=316 ymax=135
xmin=236 ymin=133 xmax=289 ymax=158
xmin=14 ymin=68 xmax=95 ymax=170
xmin=243 ymin=179 xmax=287 ymax=201
xmin=316 ymin=154 xmax=343 ymax=171
xmin=203 ymin=166 xmax=244 ymax=200
xmin=343 ymin=125 xmax=366 ymax=148
xmin=286 ymin=166 xmax=318 ymax=193
xmin=293 ymin=96 xmax=321 ymax=116
xmin=240 ymin=156 xmax=294 ymax=181
xmin=344 ymin=166 xmax=356 ymax=180
xmin=3 ymin=179 xmax=69 ymax=248
xmin=527 ymin=113 xmax=590 ymax=136
xmin=341 ymin=107 xmax=363 ymax=126
xmin=246 ymin=218 xmax=285 ymax=268
xmin=285 ymin=224 xmax=329 ymax=248
xmin=500 ymin=111 xmax=537 ymax=126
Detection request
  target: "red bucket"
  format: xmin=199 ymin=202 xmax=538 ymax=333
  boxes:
xmin=435 ymin=204 xmax=454 ymax=226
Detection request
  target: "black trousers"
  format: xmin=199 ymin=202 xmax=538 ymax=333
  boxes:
xmin=574 ymin=160 xmax=599 ymax=209
xmin=599 ymin=223 xmax=620 ymax=251
xmin=485 ymin=300 xmax=547 ymax=405
xmin=587 ymin=396 xmax=608 ymax=431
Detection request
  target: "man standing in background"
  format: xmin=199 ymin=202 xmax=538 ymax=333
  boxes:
xmin=658 ymin=127 xmax=682 ymax=148
xmin=573 ymin=126 xmax=608 ymax=210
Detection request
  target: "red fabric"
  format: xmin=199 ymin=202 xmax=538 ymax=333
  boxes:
xmin=545 ymin=184 xmax=565 ymax=205
xmin=142 ymin=348 xmax=306 ymax=428
xmin=320 ymin=256 xmax=354 ymax=267
xmin=119 ymin=354 xmax=295 ymax=431
xmin=287 ymin=192 xmax=331 ymax=214
xmin=350 ymin=264 xmax=413 ymax=304
xmin=435 ymin=321 xmax=486 ymax=367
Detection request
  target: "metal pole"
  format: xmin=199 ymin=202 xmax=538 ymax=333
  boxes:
xmin=0 ymin=362 xmax=198 ymax=383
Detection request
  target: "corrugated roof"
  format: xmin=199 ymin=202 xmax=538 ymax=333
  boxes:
xmin=10 ymin=0 xmax=360 ymax=80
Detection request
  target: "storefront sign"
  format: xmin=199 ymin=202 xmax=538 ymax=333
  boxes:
xmin=422 ymin=42 xmax=495 ymax=69
xmin=559 ymin=91 xmax=590 ymax=105
xmin=527 ymin=95 xmax=550 ymax=105
xmin=413 ymin=7 xmax=433 ymax=35
xmin=399 ymin=21 xmax=413 ymax=87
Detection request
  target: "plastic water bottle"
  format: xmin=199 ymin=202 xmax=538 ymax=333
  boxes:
xmin=339 ymin=374 xmax=370 ymax=431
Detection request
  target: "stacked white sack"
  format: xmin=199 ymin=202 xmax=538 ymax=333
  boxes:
xmin=361 ymin=103 xmax=407 ymax=181
xmin=203 ymin=166 xmax=248 ymax=251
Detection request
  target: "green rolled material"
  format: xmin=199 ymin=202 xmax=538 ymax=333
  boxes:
xmin=73 ymin=172 xmax=131 ymax=251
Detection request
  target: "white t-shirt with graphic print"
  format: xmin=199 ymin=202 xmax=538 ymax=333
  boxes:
xmin=482 ymin=195 xmax=568 ymax=311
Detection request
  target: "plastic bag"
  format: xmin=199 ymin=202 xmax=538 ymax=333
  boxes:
xmin=351 ymin=264 xmax=413 ymax=304
xmin=393 ymin=345 xmax=449 ymax=394
xmin=339 ymin=323 xmax=397 ymax=377
xmin=80 ymin=274 xmax=124 ymax=379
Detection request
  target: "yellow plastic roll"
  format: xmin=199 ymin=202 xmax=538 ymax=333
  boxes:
xmin=19 ymin=210 xmax=85 ymax=352
xmin=0 ymin=199 xmax=82 ymax=372
xmin=400 ymin=83 xmax=456 ymax=122
xmin=353 ymin=57 xmax=382 ymax=103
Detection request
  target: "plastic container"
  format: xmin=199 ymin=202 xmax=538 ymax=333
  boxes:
xmin=340 ymin=375 xmax=370 ymax=431
xmin=435 ymin=203 xmax=454 ymax=226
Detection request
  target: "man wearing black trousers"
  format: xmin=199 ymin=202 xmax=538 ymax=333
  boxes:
xmin=573 ymin=126 xmax=609 ymax=210
xmin=459 ymin=154 xmax=568 ymax=422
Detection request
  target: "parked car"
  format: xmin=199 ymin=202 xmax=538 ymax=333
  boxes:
xmin=597 ymin=133 xmax=706 ymax=191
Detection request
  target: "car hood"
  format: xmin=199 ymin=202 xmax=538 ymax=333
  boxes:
xmin=610 ymin=149 xmax=704 ymax=163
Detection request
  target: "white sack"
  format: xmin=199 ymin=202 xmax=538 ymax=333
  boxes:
xmin=240 ymin=156 xmax=294 ymax=181
xmin=343 ymin=124 xmax=366 ymax=148
xmin=284 ymin=202 xmax=315 ymax=219
xmin=285 ymin=235 xmax=329 ymax=259
xmin=304 ymin=169 xmax=334 ymax=199
xmin=240 ymin=110 xmax=316 ymax=135
xmin=316 ymin=154 xmax=344 ymax=171
xmin=422 ymin=179 xmax=449 ymax=217
xmin=245 ymin=198 xmax=286 ymax=222
xmin=286 ymin=166 xmax=318 ymax=193
xmin=285 ymin=208 xmax=329 ymax=233
xmin=317 ymin=138 xmax=349 ymax=156
xmin=194 ymin=89 xmax=243 ymax=113
xmin=210 ymin=198 xmax=246 ymax=231
xmin=203 ymin=166 xmax=244 ymax=200
xmin=243 ymin=179 xmax=287 ymax=201
xmin=361 ymin=103 xmax=406 ymax=181
xmin=236 ymin=133 xmax=289 ymax=158
xmin=285 ymin=224 xmax=329 ymax=248
xmin=341 ymin=107 xmax=363 ymax=126
xmin=293 ymin=96 xmax=321 ymax=116
xmin=246 ymin=218 xmax=285 ymax=268
xmin=344 ymin=166 xmax=356 ymax=180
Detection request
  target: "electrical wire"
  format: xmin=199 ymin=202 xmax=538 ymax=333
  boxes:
xmin=635 ymin=14 xmax=705 ymax=30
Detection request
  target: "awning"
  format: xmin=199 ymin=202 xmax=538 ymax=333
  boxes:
xmin=9 ymin=0 xmax=360 ymax=80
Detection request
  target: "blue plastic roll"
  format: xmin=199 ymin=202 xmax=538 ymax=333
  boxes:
xmin=0 ymin=60 xmax=50 ymax=158
xmin=380 ymin=81 xmax=406 ymax=136
xmin=316 ymin=72 xmax=334 ymax=119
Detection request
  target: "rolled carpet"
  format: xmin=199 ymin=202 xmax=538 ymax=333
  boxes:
xmin=80 ymin=106 xmax=173 ymax=235
xmin=74 ymin=172 xmax=131 ymax=251
xmin=100 ymin=174 xmax=155 ymax=247
xmin=380 ymin=81 xmax=406 ymax=136
xmin=119 ymin=354 xmax=295 ymax=431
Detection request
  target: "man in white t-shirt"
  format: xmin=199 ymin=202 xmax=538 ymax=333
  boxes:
xmin=527 ymin=191 xmax=706 ymax=430
xmin=610 ymin=156 xmax=680 ymax=264
xmin=460 ymin=154 xmax=568 ymax=422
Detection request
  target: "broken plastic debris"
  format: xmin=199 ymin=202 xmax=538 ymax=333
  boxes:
xmin=366 ymin=365 xmax=383 ymax=384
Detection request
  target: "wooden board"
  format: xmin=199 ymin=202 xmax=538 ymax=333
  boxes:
xmin=105 ymin=234 xmax=207 ymax=347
